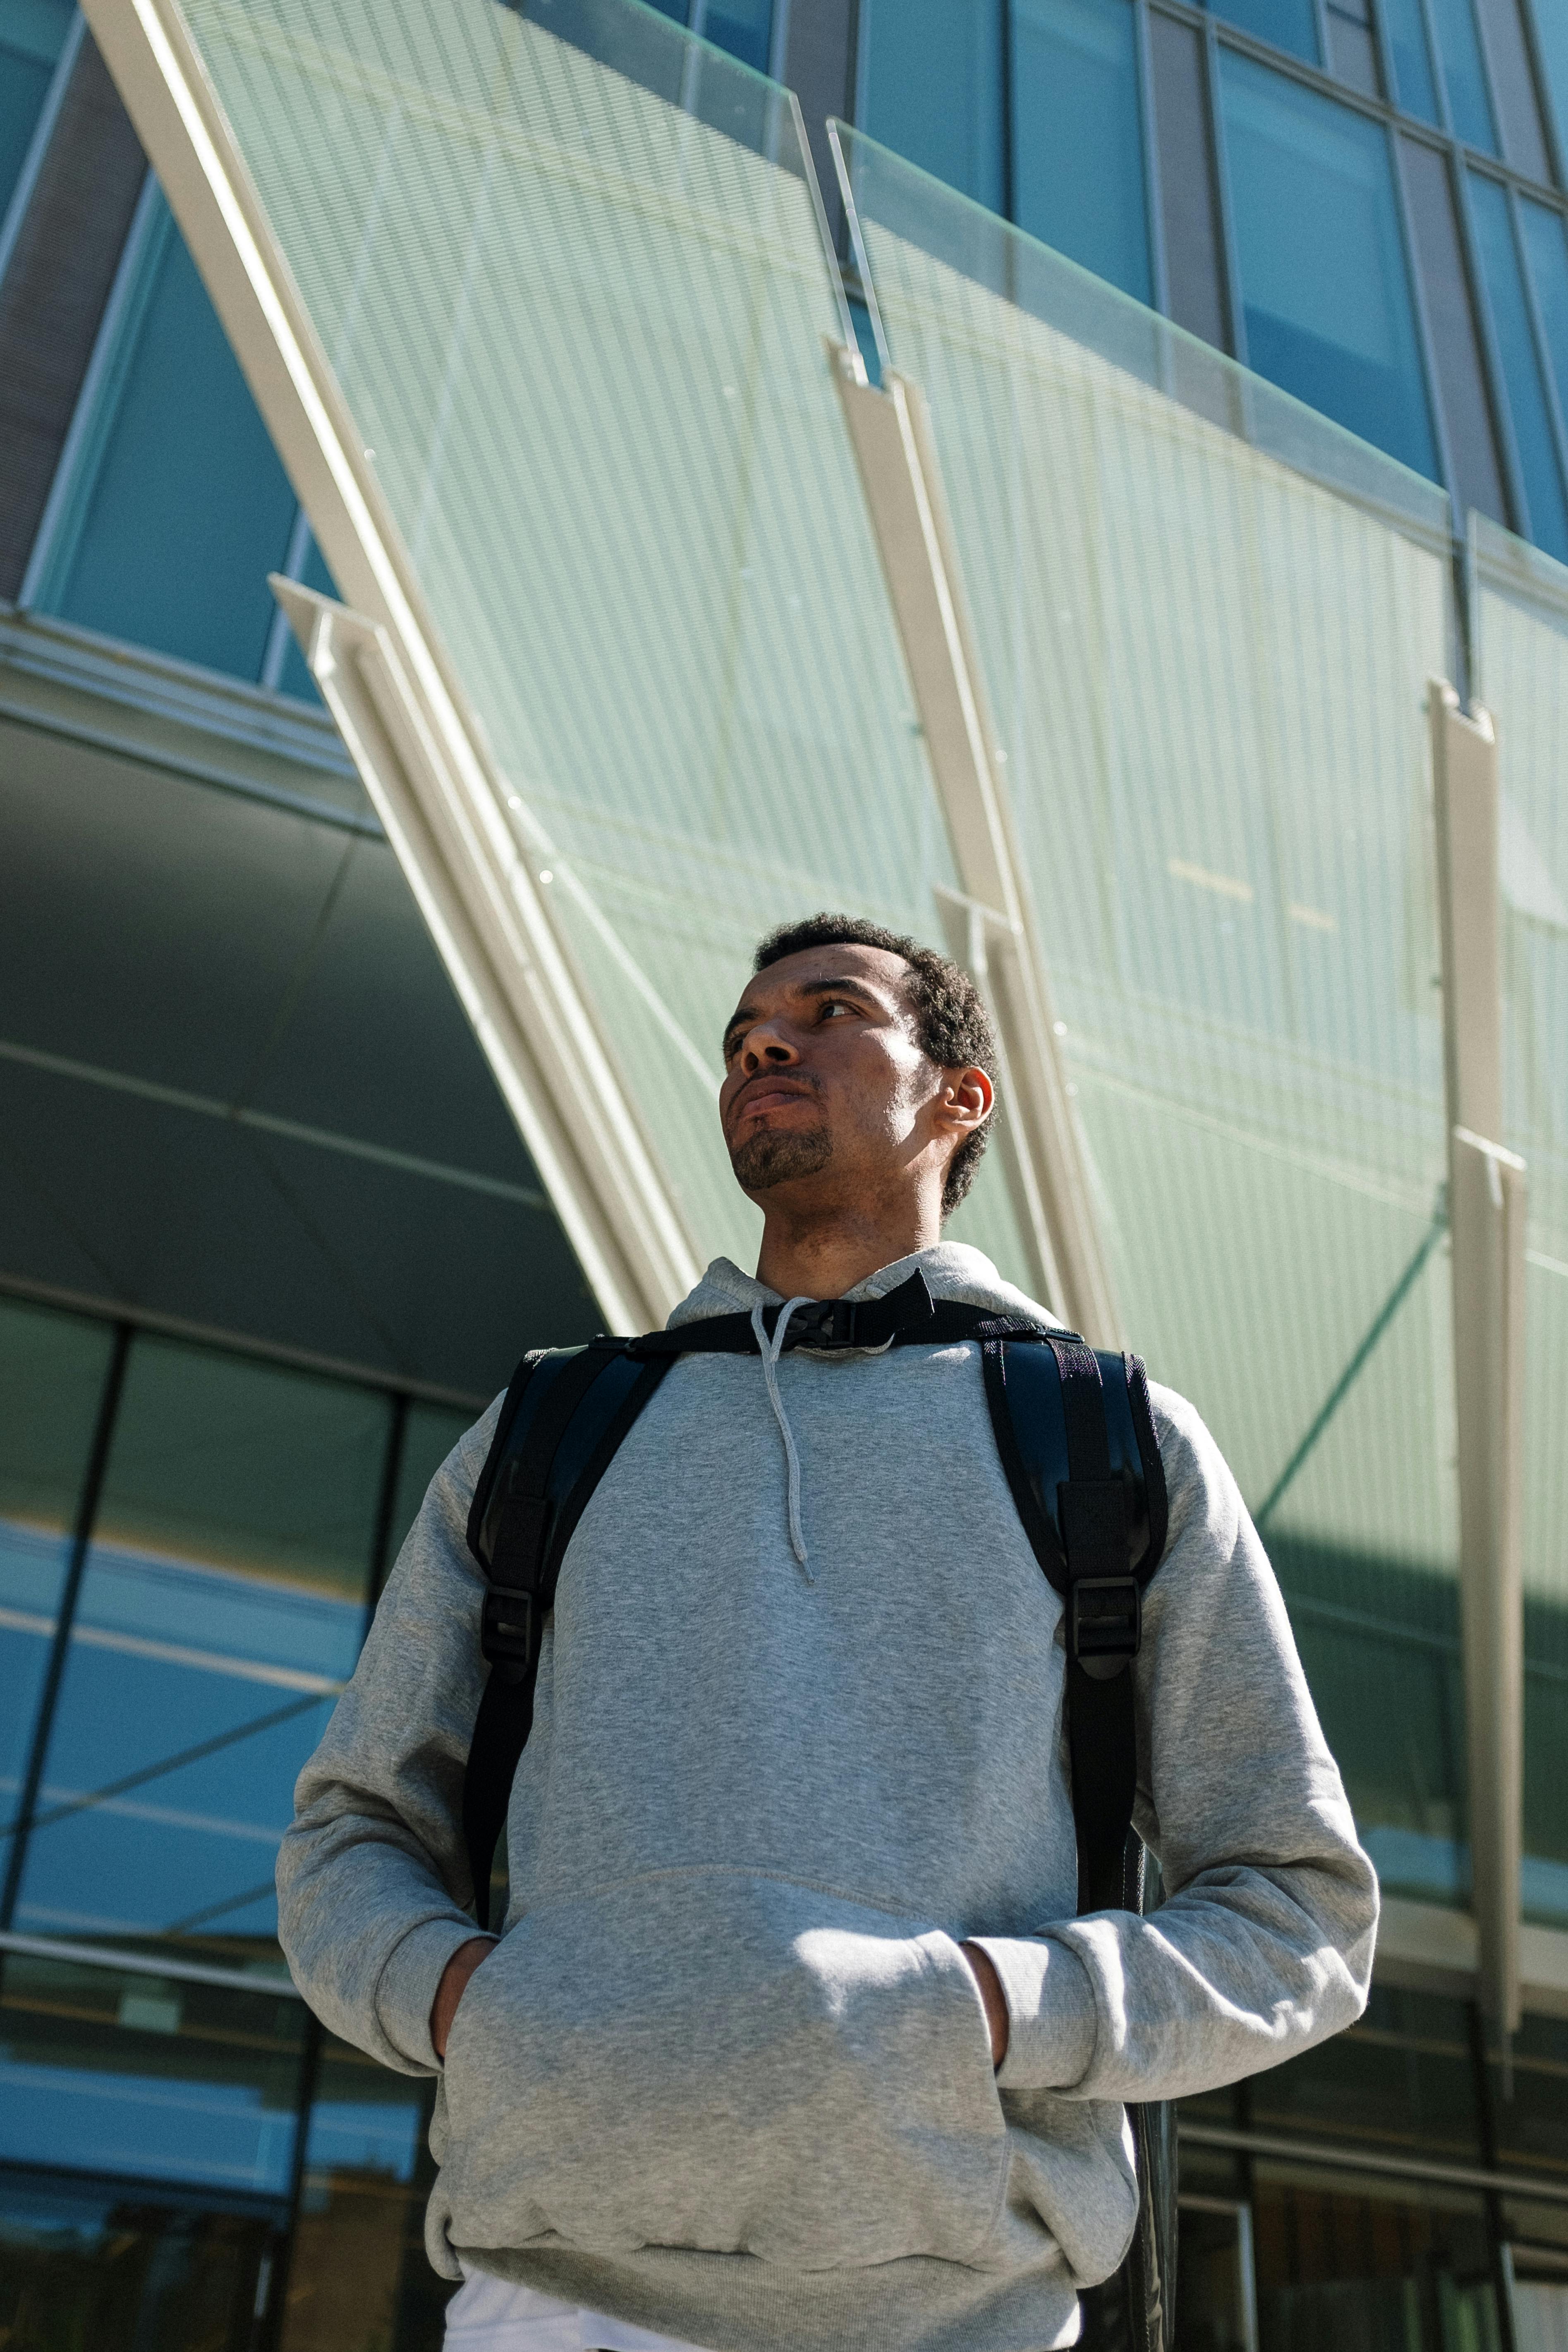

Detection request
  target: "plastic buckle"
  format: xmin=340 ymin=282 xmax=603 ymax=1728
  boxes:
xmin=481 ymin=1586 xmax=538 ymax=1669
xmin=1069 ymin=1575 xmax=1141 ymax=1679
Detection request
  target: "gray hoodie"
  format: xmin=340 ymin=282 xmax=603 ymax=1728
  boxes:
xmin=278 ymin=1245 xmax=1376 ymax=2352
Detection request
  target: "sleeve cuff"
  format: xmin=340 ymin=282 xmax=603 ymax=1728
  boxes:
xmin=970 ymin=1933 xmax=1099 ymax=2091
xmin=374 ymin=1914 xmax=494 ymax=2070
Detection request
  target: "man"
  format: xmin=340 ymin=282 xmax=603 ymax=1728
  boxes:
xmin=278 ymin=913 xmax=1377 ymax=2352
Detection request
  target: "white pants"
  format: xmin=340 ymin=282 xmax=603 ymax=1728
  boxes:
xmin=443 ymin=2270 xmax=710 ymax=2352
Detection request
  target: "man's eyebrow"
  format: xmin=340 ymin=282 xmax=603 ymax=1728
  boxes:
xmin=721 ymin=974 xmax=885 ymax=1054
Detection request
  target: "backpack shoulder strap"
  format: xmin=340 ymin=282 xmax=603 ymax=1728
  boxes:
xmin=461 ymin=1337 xmax=672 ymax=1926
xmin=981 ymin=1334 xmax=1168 ymax=1913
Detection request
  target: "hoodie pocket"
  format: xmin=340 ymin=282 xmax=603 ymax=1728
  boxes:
xmin=439 ymin=1869 xmax=1009 ymax=2270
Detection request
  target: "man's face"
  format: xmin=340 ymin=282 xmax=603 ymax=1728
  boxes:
xmin=719 ymin=944 xmax=956 ymax=1209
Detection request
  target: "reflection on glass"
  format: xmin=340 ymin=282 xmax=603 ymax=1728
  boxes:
xmin=1251 ymin=2163 xmax=1501 ymax=2349
xmin=0 ymin=1301 xmax=113 ymax=1845
xmin=1011 ymin=0 xmax=1151 ymax=304
xmin=838 ymin=125 xmax=1463 ymax=1877
xmin=1430 ymin=0 xmax=1501 ymax=153
xmin=0 ymin=0 xmax=72 ymax=224
xmin=0 ymin=2167 xmax=279 ymax=2352
xmin=1208 ymin=0 xmax=1318 ymax=65
xmin=40 ymin=190 xmax=301 ymax=684
xmin=0 ymin=1948 xmax=304 ymax=2193
xmin=14 ymin=1338 xmax=389 ymax=1961
xmin=861 ymin=0 xmax=1004 ymax=213
xmin=1219 ymin=53 xmax=1439 ymax=476
xmin=1468 ymin=175 xmax=1568 ymax=561
xmin=1470 ymin=519 xmax=1568 ymax=1926
xmin=1384 ymin=0 xmax=1442 ymax=121
xmin=277 ymin=2035 xmax=441 ymax=2352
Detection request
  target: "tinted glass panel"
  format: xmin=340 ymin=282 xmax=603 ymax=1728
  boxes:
xmin=1399 ymin=136 xmax=1509 ymax=525
xmin=700 ymin=0 xmax=771 ymax=74
xmin=1519 ymin=198 xmax=1568 ymax=445
xmin=14 ymin=1339 xmax=388 ymax=1961
xmin=1219 ymin=55 xmax=1438 ymax=475
xmin=0 ymin=2168 xmax=279 ymax=2352
xmin=1247 ymin=1986 xmax=1483 ymax=2161
xmin=1326 ymin=11 xmax=1382 ymax=98
xmin=0 ymin=0 xmax=72 ymax=225
xmin=0 ymin=1947 xmax=304 ymax=2192
xmin=45 ymin=195 xmax=299 ymax=680
xmin=1384 ymin=0 xmax=1442 ymax=122
xmin=1431 ymin=0 xmax=1501 ymax=151
xmin=1011 ymin=0 xmax=1151 ymax=303
xmin=276 ymin=2035 xmax=440 ymax=2352
xmin=1532 ymin=1 xmax=1568 ymax=184
xmin=1251 ymin=2165 xmax=1502 ymax=2350
xmin=1470 ymin=172 xmax=1568 ymax=559
xmin=860 ymin=0 xmax=1004 ymax=212
xmin=1149 ymin=11 xmax=1228 ymax=347
xmin=1475 ymin=0 xmax=1550 ymax=182
xmin=385 ymin=1401 xmax=476 ymax=1571
xmin=0 ymin=1301 xmax=113 ymax=1841
xmin=1209 ymin=0 xmax=1318 ymax=65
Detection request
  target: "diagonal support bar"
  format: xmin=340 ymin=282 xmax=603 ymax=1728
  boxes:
xmin=1431 ymin=677 xmax=1526 ymax=2040
xmin=832 ymin=347 xmax=1120 ymax=1343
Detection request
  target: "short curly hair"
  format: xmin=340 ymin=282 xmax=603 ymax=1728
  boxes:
xmin=751 ymin=912 xmax=996 ymax=1216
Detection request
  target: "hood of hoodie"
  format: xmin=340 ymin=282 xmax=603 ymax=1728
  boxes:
xmin=665 ymin=1241 xmax=1067 ymax=1335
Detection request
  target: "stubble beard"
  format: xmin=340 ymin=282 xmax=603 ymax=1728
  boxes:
xmin=728 ymin=1122 xmax=833 ymax=1192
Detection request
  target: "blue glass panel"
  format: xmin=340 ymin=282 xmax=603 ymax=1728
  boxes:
xmin=0 ymin=1950 xmax=303 ymax=2193
xmin=1011 ymin=0 xmax=1151 ymax=305
xmin=0 ymin=1302 xmax=112 ymax=1836
xmin=1208 ymin=0 xmax=1319 ymax=66
xmin=1532 ymin=1 xmax=1568 ymax=181
xmin=14 ymin=1339 xmax=387 ymax=1960
xmin=1519 ymin=196 xmax=1568 ymax=420
xmin=700 ymin=0 xmax=771 ymax=73
xmin=861 ymin=0 xmax=1004 ymax=212
xmin=1469 ymin=174 xmax=1568 ymax=558
xmin=1382 ymin=0 xmax=1442 ymax=122
xmin=275 ymin=528 xmax=339 ymax=704
xmin=0 ymin=0 xmax=72 ymax=226
xmin=1219 ymin=55 xmax=1438 ymax=476
xmin=48 ymin=208 xmax=299 ymax=682
xmin=1430 ymin=0 xmax=1499 ymax=151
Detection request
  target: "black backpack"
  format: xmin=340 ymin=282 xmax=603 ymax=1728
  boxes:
xmin=462 ymin=1267 xmax=1176 ymax=2352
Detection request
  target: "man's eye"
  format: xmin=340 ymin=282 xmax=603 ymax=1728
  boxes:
xmin=821 ymin=1000 xmax=850 ymax=1019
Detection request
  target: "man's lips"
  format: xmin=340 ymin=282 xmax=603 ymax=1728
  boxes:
xmin=730 ymin=1078 xmax=816 ymax=1124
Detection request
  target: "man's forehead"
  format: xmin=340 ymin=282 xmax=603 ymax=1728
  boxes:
xmin=728 ymin=943 xmax=912 ymax=1018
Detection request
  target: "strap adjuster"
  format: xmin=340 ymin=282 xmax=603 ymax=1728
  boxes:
xmin=1070 ymin=1574 xmax=1141 ymax=1679
xmin=481 ymin=1586 xmax=539 ymax=1669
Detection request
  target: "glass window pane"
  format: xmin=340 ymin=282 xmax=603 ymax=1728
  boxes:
xmin=0 ymin=1300 xmax=114 ymax=1837
xmin=383 ymin=1400 xmax=476 ymax=1573
xmin=1251 ymin=2164 xmax=1502 ymax=2347
xmin=1209 ymin=0 xmax=1319 ymax=65
xmin=0 ymin=0 xmax=72 ymax=224
xmin=0 ymin=1947 xmax=305 ymax=2194
xmin=0 ymin=2166 xmax=281 ymax=2350
xmin=1011 ymin=0 xmax=1151 ymax=304
xmin=1326 ymin=10 xmax=1383 ymax=97
xmin=700 ymin=0 xmax=771 ymax=74
xmin=1519 ymin=196 xmax=1568 ymax=445
xmin=1469 ymin=172 xmax=1568 ymax=559
xmin=1219 ymin=55 xmax=1439 ymax=476
xmin=1398 ymin=138 xmax=1509 ymax=527
xmin=1149 ymin=11 xmax=1229 ymax=348
xmin=1247 ymin=1986 xmax=1484 ymax=2160
xmin=1384 ymin=0 xmax=1443 ymax=122
xmin=1532 ymin=0 xmax=1568 ymax=184
xmin=860 ymin=0 xmax=1004 ymax=213
xmin=1431 ymin=0 xmax=1501 ymax=151
xmin=1476 ymin=0 xmax=1551 ymax=182
xmin=13 ymin=1339 xmax=390 ymax=1963
xmin=277 ymin=2033 xmax=440 ymax=2352
xmin=44 ymin=194 xmax=300 ymax=682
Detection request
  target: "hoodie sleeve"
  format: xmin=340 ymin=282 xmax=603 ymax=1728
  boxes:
xmin=971 ymin=1384 xmax=1379 ymax=2104
xmin=274 ymin=1402 xmax=502 ymax=2076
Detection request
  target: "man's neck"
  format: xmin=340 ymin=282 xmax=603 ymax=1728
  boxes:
xmin=754 ymin=1210 xmax=941 ymax=1303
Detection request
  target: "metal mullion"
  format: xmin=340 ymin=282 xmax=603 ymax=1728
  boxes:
xmin=1135 ymin=0 xmax=1171 ymax=319
xmin=1000 ymin=0 xmax=1016 ymax=224
xmin=365 ymin=1390 xmax=411 ymax=1623
xmin=1310 ymin=0 xmax=1333 ymax=74
xmin=1507 ymin=178 xmax=1568 ymax=525
xmin=1205 ymin=14 xmax=1249 ymax=365
xmin=1416 ymin=0 xmax=1456 ymax=134
xmin=0 ymin=1925 xmax=304 ymax=1998
xmin=1388 ymin=121 xmax=1470 ymax=642
xmin=1512 ymin=0 xmax=1567 ymax=192
xmin=262 ymin=2009 xmax=324 ymax=2352
xmin=1456 ymin=158 xmax=1536 ymax=538
xmin=1467 ymin=0 xmax=1514 ymax=173
xmin=0 ymin=1322 xmax=132 ymax=1930
xmin=0 ymin=10 xmax=86 ymax=295
xmin=1372 ymin=0 xmax=1402 ymax=107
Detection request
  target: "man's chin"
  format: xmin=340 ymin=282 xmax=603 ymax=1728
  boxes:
xmin=728 ymin=1126 xmax=833 ymax=1193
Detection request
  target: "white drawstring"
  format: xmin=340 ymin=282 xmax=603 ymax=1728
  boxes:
xmin=751 ymin=1297 xmax=814 ymax=1578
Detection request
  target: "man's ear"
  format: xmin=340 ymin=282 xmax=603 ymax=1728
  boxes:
xmin=936 ymin=1064 xmax=994 ymax=1138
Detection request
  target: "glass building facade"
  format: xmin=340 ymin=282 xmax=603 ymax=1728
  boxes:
xmin=0 ymin=0 xmax=1567 ymax=2346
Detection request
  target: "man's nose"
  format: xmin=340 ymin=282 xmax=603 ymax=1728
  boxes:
xmin=741 ymin=1023 xmax=798 ymax=1073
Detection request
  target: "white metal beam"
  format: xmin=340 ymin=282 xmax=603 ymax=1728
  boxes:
xmin=1430 ymin=678 xmax=1527 ymax=2039
xmin=833 ymin=348 xmax=1121 ymax=1344
xmin=80 ymin=0 xmax=701 ymax=1334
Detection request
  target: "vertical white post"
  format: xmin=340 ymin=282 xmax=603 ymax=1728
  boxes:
xmin=1431 ymin=678 xmax=1526 ymax=2040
